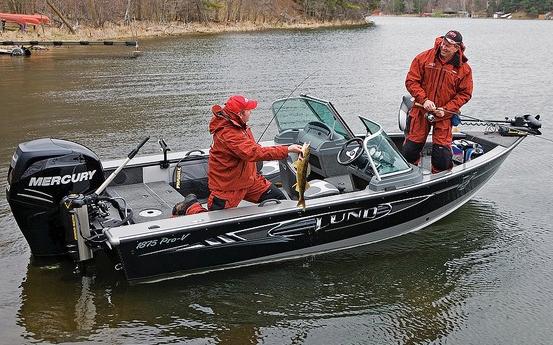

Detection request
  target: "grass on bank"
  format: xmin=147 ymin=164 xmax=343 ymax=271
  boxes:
xmin=0 ymin=19 xmax=372 ymax=41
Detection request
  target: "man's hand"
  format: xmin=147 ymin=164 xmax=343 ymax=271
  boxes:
xmin=435 ymin=107 xmax=445 ymax=118
xmin=288 ymin=144 xmax=303 ymax=154
xmin=423 ymin=99 xmax=436 ymax=112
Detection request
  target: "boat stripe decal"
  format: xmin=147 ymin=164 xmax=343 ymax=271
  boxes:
xmin=175 ymin=244 xmax=204 ymax=252
xmin=138 ymin=242 xmax=192 ymax=257
xmin=17 ymin=193 xmax=53 ymax=203
xmin=236 ymin=195 xmax=433 ymax=239
xmin=217 ymin=235 xmax=235 ymax=243
xmin=225 ymin=233 xmax=247 ymax=241
xmin=23 ymin=188 xmax=53 ymax=198
xmin=387 ymin=195 xmax=432 ymax=215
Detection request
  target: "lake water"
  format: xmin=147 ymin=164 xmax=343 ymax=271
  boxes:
xmin=1 ymin=16 xmax=552 ymax=344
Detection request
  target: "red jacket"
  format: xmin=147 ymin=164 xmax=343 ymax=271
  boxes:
xmin=208 ymin=105 xmax=289 ymax=191
xmin=406 ymin=37 xmax=473 ymax=120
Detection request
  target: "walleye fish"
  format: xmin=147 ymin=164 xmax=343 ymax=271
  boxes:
xmin=293 ymin=142 xmax=311 ymax=209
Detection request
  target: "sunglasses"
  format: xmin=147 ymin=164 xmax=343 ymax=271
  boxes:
xmin=442 ymin=39 xmax=460 ymax=48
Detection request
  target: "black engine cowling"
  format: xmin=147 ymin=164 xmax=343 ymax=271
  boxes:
xmin=6 ymin=138 xmax=105 ymax=256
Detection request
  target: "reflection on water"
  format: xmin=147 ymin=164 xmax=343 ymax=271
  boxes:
xmin=18 ymin=200 xmax=510 ymax=344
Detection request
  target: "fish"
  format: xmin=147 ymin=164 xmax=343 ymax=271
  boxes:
xmin=293 ymin=142 xmax=311 ymax=209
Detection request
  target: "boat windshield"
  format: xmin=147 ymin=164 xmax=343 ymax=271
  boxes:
xmin=271 ymin=96 xmax=353 ymax=139
xmin=359 ymin=116 xmax=411 ymax=178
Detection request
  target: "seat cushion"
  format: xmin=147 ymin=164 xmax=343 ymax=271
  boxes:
xmin=304 ymin=179 xmax=340 ymax=199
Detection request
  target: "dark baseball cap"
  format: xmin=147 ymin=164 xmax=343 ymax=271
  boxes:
xmin=444 ymin=30 xmax=463 ymax=45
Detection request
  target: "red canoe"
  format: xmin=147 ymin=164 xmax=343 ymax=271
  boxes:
xmin=0 ymin=13 xmax=50 ymax=26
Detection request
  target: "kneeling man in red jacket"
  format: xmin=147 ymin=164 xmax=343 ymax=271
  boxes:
xmin=175 ymin=95 xmax=302 ymax=216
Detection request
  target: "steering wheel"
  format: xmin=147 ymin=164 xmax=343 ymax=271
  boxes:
xmin=337 ymin=138 xmax=365 ymax=165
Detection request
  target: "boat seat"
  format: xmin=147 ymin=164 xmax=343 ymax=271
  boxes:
xmin=324 ymin=174 xmax=355 ymax=193
xmin=278 ymin=156 xmax=341 ymax=200
xmin=172 ymin=154 xmax=209 ymax=200
xmin=304 ymin=179 xmax=340 ymax=199
xmin=260 ymin=160 xmax=280 ymax=184
xmin=172 ymin=155 xmax=281 ymax=201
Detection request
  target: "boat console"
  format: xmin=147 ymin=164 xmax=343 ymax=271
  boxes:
xmin=336 ymin=116 xmax=423 ymax=191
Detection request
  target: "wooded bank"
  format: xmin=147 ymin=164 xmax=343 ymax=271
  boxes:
xmin=0 ymin=1 xmax=373 ymax=40
xmin=1 ymin=0 xmax=374 ymax=29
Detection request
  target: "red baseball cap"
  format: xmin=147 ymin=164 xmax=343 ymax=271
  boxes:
xmin=224 ymin=95 xmax=258 ymax=114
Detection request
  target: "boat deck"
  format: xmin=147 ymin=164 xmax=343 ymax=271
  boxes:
xmin=107 ymin=181 xmax=267 ymax=224
xmin=464 ymin=130 xmax=521 ymax=149
xmin=107 ymin=182 xmax=184 ymax=223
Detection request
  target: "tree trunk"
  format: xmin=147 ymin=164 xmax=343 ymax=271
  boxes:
xmin=196 ymin=0 xmax=206 ymax=23
xmin=46 ymin=0 xmax=76 ymax=34
xmin=124 ymin=0 xmax=133 ymax=25
xmin=88 ymin=0 xmax=99 ymax=27
xmin=237 ymin=0 xmax=243 ymax=22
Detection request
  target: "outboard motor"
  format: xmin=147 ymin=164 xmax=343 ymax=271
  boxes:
xmin=6 ymin=138 xmax=105 ymax=257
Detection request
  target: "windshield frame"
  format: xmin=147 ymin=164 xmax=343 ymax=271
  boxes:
xmin=359 ymin=116 xmax=412 ymax=180
xmin=271 ymin=95 xmax=355 ymax=139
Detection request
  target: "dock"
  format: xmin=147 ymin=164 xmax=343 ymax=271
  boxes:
xmin=0 ymin=40 xmax=140 ymax=56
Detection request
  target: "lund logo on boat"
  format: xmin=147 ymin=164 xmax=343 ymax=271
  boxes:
xmin=28 ymin=170 xmax=97 ymax=187
xmin=457 ymin=172 xmax=477 ymax=191
xmin=315 ymin=204 xmax=392 ymax=231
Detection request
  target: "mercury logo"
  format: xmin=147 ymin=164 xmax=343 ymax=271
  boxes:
xmin=28 ymin=170 xmax=97 ymax=187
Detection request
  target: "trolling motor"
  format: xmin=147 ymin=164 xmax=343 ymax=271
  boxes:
xmin=500 ymin=114 xmax=542 ymax=135
xmin=509 ymin=114 xmax=542 ymax=129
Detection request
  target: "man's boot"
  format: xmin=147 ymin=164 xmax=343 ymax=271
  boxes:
xmin=172 ymin=193 xmax=202 ymax=216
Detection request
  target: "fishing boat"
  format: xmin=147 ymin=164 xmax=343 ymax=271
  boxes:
xmin=6 ymin=95 xmax=543 ymax=283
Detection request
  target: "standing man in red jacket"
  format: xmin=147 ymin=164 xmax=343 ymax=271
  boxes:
xmin=177 ymin=95 xmax=303 ymax=215
xmin=402 ymin=30 xmax=473 ymax=173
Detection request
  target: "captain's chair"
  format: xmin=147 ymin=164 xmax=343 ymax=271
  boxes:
xmin=278 ymin=154 xmax=341 ymax=201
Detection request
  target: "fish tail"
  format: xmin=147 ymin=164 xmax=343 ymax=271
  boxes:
xmin=297 ymin=198 xmax=306 ymax=209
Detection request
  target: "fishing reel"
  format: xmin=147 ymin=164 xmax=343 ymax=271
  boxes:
xmin=425 ymin=113 xmax=436 ymax=123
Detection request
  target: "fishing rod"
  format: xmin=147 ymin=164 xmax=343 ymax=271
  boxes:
xmin=257 ymin=69 xmax=318 ymax=143
xmin=400 ymin=96 xmax=550 ymax=141
xmin=411 ymin=101 xmax=553 ymax=143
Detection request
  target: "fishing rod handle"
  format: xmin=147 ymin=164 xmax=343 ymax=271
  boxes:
xmin=415 ymin=102 xmax=459 ymax=115
xmin=94 ymin=157 xmax=131 ymax=196
xmin=128 ymin=136 xmax=150 ymax=159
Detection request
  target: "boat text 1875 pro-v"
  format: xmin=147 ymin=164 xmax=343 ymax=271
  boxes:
xmin=6 ymin=95 xmax=543 ymax=283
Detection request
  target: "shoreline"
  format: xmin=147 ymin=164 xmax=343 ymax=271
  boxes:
xmin=0 ymin=19 xmax=373 ymax=42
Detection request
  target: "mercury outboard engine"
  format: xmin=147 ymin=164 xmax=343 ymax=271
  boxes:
xmin=6 ymin=138 xmax=105 ymax=257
